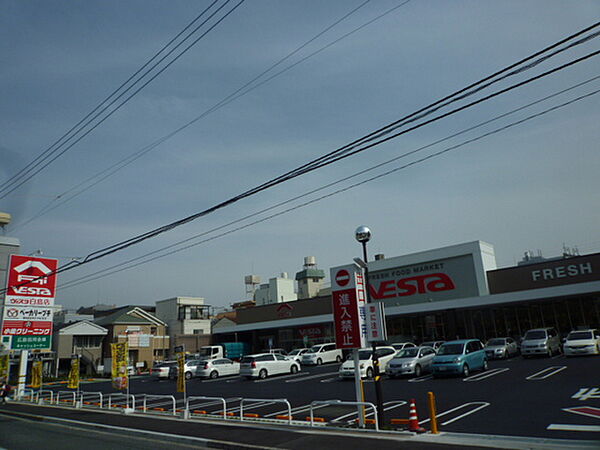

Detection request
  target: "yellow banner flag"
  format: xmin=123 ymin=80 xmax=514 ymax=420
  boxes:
xmin=0 ymin=354 xmax=8 ymax=382
xmin=176 ymin=352 xmax=185 ymax=393
xmin=67 ymin=357 xmax=80 ymax=389
xmin=31 ymin=360 xmax=43 ymax=389
xmin=111 ymin=342 xmax=129 ymax=390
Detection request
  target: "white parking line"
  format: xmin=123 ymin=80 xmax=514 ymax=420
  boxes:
xmin=463 ymin=368 xmax=509 ymax=382
xmin=253 ymin=372 xmax=305 ymax=383
xmin=330 ymin=401 xmax=406 ymax=423
xmin=526 ymin=366 xmax=567 ymax=380
xmin=345 ymin=401 xmax=407 ymax=423
xmin=201 ymin=375 xmax=239 ymax=383
xmin=408 ymin=374 xmax=433 ymax=382
xmin=419 ymin=402 xmax=490 ymax=426
xmin=547 ymin=424 xmax=600 ymax=432
xmin=320 ymin=377 xmax=340 ymax=383
xmin=285 ymin=371 xmax=338 ymax=383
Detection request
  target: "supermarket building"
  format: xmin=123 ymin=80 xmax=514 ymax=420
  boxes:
xmin=213 ymin=241 xmax=600 ymax=351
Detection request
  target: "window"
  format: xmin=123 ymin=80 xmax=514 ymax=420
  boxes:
xmin=193 ymin=329 xmax=204 ymax=335
xmin=377 ymin=348 xmax=395 ymax=357
xmin=258 ymin=355 xmax=274 ymax=362
xmin=73 ymin=335 xmax=102 ymax=348
xmin=178 ymin=305 xmax=209 ymax=320
xmin=150 ymin=327 xmax=157 ymax=335
xmin=275 ymin=355 xmax=287 ymax=361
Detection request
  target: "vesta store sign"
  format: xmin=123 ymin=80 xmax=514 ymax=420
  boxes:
xmin=368 ymin=255 xmax=480 ymax=305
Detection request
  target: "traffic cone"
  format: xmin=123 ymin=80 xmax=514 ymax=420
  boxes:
xmin=408 ymin=398 xmax=426 ymax=433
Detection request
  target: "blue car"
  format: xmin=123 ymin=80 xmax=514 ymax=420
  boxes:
xmin=431 ymin=339 xmax=488 ymax=378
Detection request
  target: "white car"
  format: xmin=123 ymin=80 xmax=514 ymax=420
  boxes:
xmin=196 ymin=358 xmax=240 ymax=378
xmin=391 ymin=342 xmax=417 ymax=352
xmin=288 ymin=348 xmax=309 ymax=363
xmin=240 ymin=353 xmax=300 ymax=379
xmin=338 ymin=346 xmax=397 ymax=379
xmin=563 ymin=329 xmax=600 ymax=356
xmin=151 ymin=361 xmax=177 ymax=379
xmin=301 ymin=343 xmax=343 ymax=365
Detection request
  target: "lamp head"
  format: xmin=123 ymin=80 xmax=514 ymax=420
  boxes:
xmin=355 ymin=225 xmax=371 ymax=243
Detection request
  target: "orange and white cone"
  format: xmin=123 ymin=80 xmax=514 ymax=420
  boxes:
xmin=408 ymin=398 xmax=426 ymax=433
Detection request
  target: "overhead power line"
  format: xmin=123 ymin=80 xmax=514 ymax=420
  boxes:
xmin=2 ymin=22 xmax=598 ymax=293
xmin=0 ymin=0 xmax=245 ymax=199
xmin=11 ymin=0 xmax=410 ymax=232
xmin=56 ymin=83 xmax=600 ymax=291
xmin=77 ymin=48 xmax=600 ymax=265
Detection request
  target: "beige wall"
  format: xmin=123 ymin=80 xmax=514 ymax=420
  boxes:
xmin=105 ymin=323 xmax=169 ymax=367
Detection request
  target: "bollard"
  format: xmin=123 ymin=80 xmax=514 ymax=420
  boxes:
xmin=427 ymin=391 xmax=439 ymax=434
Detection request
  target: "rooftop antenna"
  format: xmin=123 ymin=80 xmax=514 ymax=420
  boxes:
xmin=0 ymin=212 xmax=11 ymax=234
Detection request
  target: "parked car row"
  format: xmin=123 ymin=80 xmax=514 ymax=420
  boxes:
xmin=151 ymin=329 xmax=599 ymax=382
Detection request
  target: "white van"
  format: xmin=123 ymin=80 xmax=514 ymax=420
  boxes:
xmin=301 ymin=343 xmax=343 ymax=365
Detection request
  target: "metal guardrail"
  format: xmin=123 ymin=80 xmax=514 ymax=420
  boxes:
xmin=185 ymin=396 xmax=227 ymax=419
xmin=13 ymin=390 xmax=396 ymax=434
xmin=310 ymin=400 xmax=379 ymax=431
xmin=79 ymin=391 xmax=104 ymax=408
xmin=142 ymin=395 xmax=176 ymax=416
xmin=19 ymin=388 xmax=34 ymax=402
xmin=240 ymin=398 xmax=292 ymax=425
xmin=56 ymin=391 xmax=76 ymax=406
xmin=107 ymin=393 xmax=135 ymax=410
xmin=35 ymin=389 xmax=54 ymax=404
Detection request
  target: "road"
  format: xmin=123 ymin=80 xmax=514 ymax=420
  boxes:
xmin=32 ymin=353 xmax=600 ymax=441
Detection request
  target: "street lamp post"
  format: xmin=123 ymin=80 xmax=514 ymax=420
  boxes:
xmin=355 ymin=226 xmax=384 ymax=428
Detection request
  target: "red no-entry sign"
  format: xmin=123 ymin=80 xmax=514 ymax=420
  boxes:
xmin=335 ymin=269 xmax=350 ymax=287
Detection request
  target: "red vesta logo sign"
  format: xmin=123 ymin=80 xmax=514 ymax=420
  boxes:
xmin=370 ymin=273 xmax=456 ymax=299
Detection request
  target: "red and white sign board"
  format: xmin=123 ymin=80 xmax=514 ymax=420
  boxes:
xmin=330 ymin=264 xmax=367 ymax=349
xmin=1 ymin=320 xmax=53 ymax=336
xmin=2 ymin=255 xmax=58 ymax=350
xmin=5 ymin=255 xmax=58 ymax=303
xmin=366 ymin=302 xmax=388 ymax=342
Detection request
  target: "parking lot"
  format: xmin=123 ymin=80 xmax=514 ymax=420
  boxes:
xmin=41 ymin=353 xmax=600 ymax=441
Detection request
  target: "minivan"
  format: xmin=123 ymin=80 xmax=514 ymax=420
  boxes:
xmin=301 ymin=343 xmax=343 ymax=365
xmin=521 ymin=327 xmax=561 ymax=357
xmin=432 ymin=339 xmax=487 ymax=377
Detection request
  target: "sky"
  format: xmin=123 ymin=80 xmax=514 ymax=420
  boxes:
xmin=1 ymin=1 xmax=599 ymax=311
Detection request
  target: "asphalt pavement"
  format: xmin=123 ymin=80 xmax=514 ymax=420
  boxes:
xmin=11 ymin=353 xmax=600 ymax=447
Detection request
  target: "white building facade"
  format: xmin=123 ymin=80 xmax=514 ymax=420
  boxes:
xmin=254 ymin=273 xmax=297 ymax=306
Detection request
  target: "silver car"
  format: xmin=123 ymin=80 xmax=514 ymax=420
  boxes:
xmin=386 ymin=346 xmax=436 ymax=378
xmin=485 ymin=337 xmax=519 ymax=359
xmin=521 ymin=328 xmax=561 ymax=357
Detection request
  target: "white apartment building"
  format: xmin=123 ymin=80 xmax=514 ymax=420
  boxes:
xmin=254 ymin=273 xmax=297 ymax=306
xmin=155 ymin=296 xmax=211 ymax=354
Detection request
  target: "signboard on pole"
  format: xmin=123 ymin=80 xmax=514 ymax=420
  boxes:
xmin=31 ymin=360 xmax=42 ymax=389
xmin=111 ymin=342 xmax=129 ymax=390
xmin=0 ymin=354 xmax=8 ymax=381
xmin=67 ymin=356 xmax=80 ymax=389
xmin=330 ymin=264 xmax=367 ymax=349
xmin=1 ymin=255 xmax=58 ymax=351
xmin=366 ymin=302 xmax=388 ymax=342
xmin=176 ymin=352 xmax=185 ymax=393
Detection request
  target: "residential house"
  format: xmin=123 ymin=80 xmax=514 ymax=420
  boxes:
xmin=54 ymin=320 xmax=108 ymax=375
xmin=95 ymin=306 xmax=169 ymax=372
